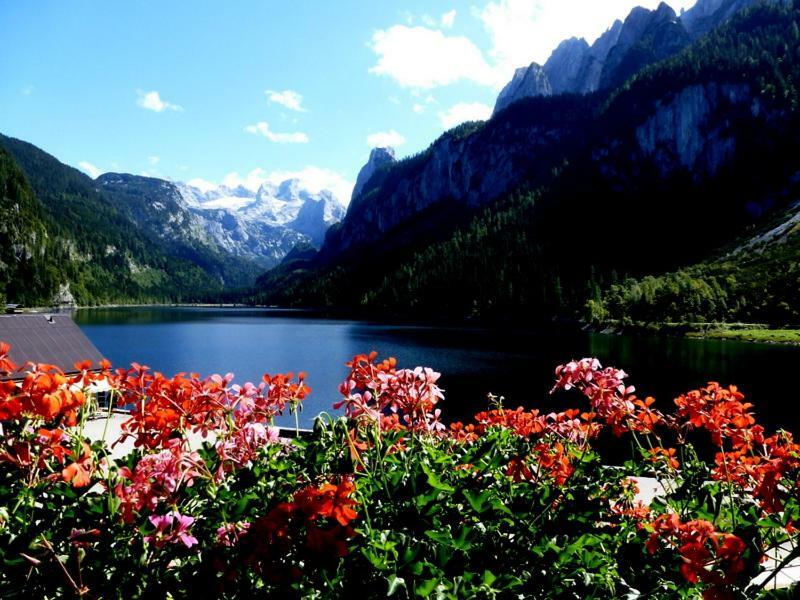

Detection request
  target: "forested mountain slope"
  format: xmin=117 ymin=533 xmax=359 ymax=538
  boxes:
xmin=0 ymin=135 xmax=223 ymax=305
xmin=255 ymin=2 xmax=800 ymax=324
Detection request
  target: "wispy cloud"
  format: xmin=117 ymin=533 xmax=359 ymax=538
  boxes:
xmin=186 ymin=177 xmax=218 ymax=192
xmin=147 ymin=155 xmax=160 ymax=165
xmin=438 ymin=102 xmax=492 ymax=128
xmin=367 ymin=129 xmax=405 ymax=148
xmin=78 ymin=161 xmax=102 ymax=179
xmin=244 ymin=121 xmax=309 ymax=143
xmin=21 ymin=84 xmax=35 ymax=96
xmin=266 ymin=89 xmax=306 ymax=112
xmin=441 ymin=10 xmax=457 ymax=28
xmin=137 ymin=90 xmax=183 ymax=112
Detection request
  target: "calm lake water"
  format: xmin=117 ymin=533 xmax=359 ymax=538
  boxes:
xmin=75 ymin=307 xmax=800 ymax=432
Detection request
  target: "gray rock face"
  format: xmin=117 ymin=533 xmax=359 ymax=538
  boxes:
xmin=289 ymin=190 xmax=343 ymax=246
xmin=492 ymin=0 xmax=760 ymax=110
xmin=634 ymin=82 xmax=753 ymax=175
xmin=599 ymin=3 xmax=690 ymax=90
xmin=681 ymin=0 xmax=760 ymax=37
xmin=99 ymin=173 xmax=345 ymax=273
xmin=352 ymin=147 xmax=396 ymax=202
xmin=325 ymin=75 xmax=765 ymax=262
xmin=325 ymin=111 xmax=577 ymax=257
xmin=543 ymin=37 xmax=590 ymax=95
xmin=178 ymin=179 xmax=345 ymax=264
xmin=494 ymin=2 xmax=689 ymax=108
xmin=493 ymin=63 xmax=552 ymax=115
xmin=590 ymin=19 xmax=624 ymax=62
xmin=574 ymin=20 xmax=625 ymax=93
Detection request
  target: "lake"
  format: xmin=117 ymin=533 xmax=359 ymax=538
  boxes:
xmin=75 ymin=307 xmax=800 ymax=433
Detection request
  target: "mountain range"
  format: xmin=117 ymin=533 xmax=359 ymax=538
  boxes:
xmin=0 ymin=135 xmax=346 ymax=305
xmin=255 ymin=0 xmax=800 ymax=327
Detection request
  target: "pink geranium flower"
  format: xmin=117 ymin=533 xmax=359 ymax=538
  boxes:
xmin=144 ymin=512 xmax=198 ymax=549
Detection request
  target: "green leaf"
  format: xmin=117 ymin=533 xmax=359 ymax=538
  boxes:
xmin=421 ymin=462 xmax=454 ymax=493
xmin=463 ymin=489 xmax=491 ymax=513
xmin=387 ymin=575 xmax=406 ymax=596
xmin=415 ymin=578 xmax=439 ymax=597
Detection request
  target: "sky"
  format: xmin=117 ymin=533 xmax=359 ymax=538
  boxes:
xmin=0 ymin=0 xmax=697 ymax=203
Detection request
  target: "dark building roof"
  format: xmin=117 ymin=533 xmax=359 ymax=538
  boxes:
xmin=0 ymin=314 xmax=105 ymax=378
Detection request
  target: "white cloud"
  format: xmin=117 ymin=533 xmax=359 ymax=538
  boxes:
xmin=78 ymin=161 xmax=101 ymax=179
xmin=266 ymin=89 xmax=307 ymax=112
xmin=369 ymin=25 xmax=499 ymax=89
xmin=412 ymin=103 xmax=426 ymax=114
xmin=137 ymin=90 xmax=182 ymax=112
xmin=244 ymin=121 xmax=309 ymax=144
xmin=21 ymin=84 xmax=34 ymax=96
xmin=438 ymin=102 xmax=493 ymax=128
xmin=367 ymin=129 xmax=406 ymax=148
xmin=148 ymin=155 xmax=160 ymax=165
xmin=441 ymin=10 xmax=456 ymax=28
xmin=186 ymin=177 xmax=218 ymax=192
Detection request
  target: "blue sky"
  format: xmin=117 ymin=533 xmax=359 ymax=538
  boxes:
xmin=1 ymin=0 xmax=695 ymax=202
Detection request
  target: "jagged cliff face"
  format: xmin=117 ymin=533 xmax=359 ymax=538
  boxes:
xmin=493 ymin=63 xmax=552 ymax=115
xmin=633 ymin=83 xmax=753 ymax=175
xmin=351 ymin=147 xmax=396 ymax=203
xmin=490 ymin=0 xmax=762 ymax=115
xmin=492 ymin=3 xmax=691 ymax=113
xmin=599 ymin=3 xmax=690 ymax=90
xmin=543 ymin=38 xmax=590 ymax=95
xmin=324 ymin=103 xmax=588 ymax=258
xmin=321 ymin=69 xmax=771 ymax=263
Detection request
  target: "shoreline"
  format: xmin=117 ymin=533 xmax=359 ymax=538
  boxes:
xmin=11 ymin=304 xmax=800 ymax=347
xmin=594 ymin=321 xmax=800 ymax=346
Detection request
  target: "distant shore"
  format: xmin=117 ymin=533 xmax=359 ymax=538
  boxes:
xmin=595 ymin=321 xmax=800 ymax=346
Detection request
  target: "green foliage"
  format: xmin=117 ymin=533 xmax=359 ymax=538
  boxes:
xmin=592 ymin=222 xmax=800 ymax=327
xmin=0 ymin=135 xmax=226 ymax=305
xmin=0 ymin=148 xmax=63 ymax=305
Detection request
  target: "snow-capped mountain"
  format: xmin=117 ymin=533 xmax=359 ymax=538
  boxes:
xmin=176 ymin=177 xmax=346 ymax=247
xmin=95 ymin=174 xmax=346 ymax=283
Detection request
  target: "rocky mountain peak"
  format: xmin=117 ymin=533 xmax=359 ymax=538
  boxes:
xmin=276 ymin=178 xmax=305 ymax=201
xmin=590 ymin=19 xmax=624 ymax=61
xmin=493 ymin=62 xmax=552 ymax=116
xmin=544 ymin=37 xmax=590 ymax=95
xmin=352 ymin=147 xmax=397 ymax=203
xmin=599 ymin=2 xmax=689 ymax=90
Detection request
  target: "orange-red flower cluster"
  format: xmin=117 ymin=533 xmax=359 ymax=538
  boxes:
xmin=234 ymin=479 xmax=359 ymax=583
xmin=116 ymin=366 xmax=309 ymax=449
xmin=0 ymin=347 xmax=103 ymax=425
xmin=646 ymin=513 xmax=746 ymax=599
xmin=675 ymin=382 xmax=763 ymax=448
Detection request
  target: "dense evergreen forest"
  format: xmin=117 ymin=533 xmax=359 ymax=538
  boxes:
xmin=0 ymin=136 xmax=224 ymax=306
xmin=255 ymin=3 xmax=800 ymax=327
